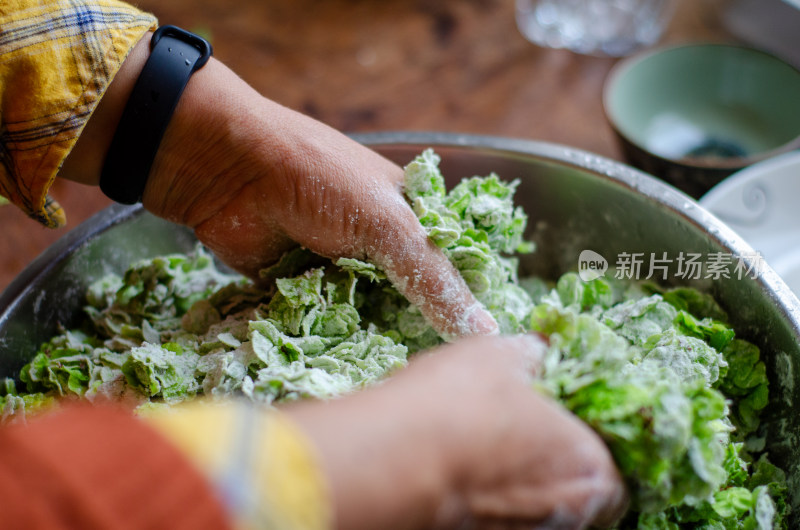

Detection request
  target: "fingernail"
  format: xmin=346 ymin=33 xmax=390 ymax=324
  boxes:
xmin=464 ymin=304 xmax=499 ymax=335
xmin=440 ymin=304 xmax=498 ymax=342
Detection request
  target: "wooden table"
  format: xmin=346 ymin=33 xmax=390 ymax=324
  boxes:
xmin=0 ymin=0 xmax=732 ymax=293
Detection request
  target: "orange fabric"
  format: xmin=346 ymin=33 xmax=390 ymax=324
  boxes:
xmin=0 ymin=404 xmax=232 ymax=529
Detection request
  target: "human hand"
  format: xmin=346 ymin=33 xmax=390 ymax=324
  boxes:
xmin=147 ymin=82 xmax=497 ymax=341
xmin=61 ymin=33 xmax=496 ymax=340
xmin=287 ymin=334 xmax=628 ymax=530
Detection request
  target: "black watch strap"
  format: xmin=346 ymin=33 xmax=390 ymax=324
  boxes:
xmin=100 ymin=25 xmax=213 ymax=204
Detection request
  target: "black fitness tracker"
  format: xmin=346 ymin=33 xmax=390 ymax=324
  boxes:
xmin=99 ymin=25 xmax=213 ymax=204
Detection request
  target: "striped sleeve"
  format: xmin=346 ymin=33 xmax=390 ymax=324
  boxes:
xmin=0 ymin=0 xmax=156 ymax=227
xmin=143 ymin=400 xmax=333 ymax=530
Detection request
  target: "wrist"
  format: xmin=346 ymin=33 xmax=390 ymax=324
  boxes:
xmin=141 ymin=56 xmax=248 ymax=224
xmin=285 ymin=381 xmax=459 ymax=530
xmin=141 ymin=58 xmax=300 ymax=228
xmin=100 ymin=26 xmax=212 ymax=205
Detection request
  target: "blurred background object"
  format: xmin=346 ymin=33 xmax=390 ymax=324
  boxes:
xmin=701 ymin=150 xmax=800 ymax=296
xmin=721 ymin=0 xmax=800 ymax=67
xmin=515 ymin=0 xmax=676 ymax=57
xmin=604 ymin=43 xmax=800 ymax=197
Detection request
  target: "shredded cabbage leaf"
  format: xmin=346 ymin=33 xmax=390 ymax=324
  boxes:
xmin=6 ymin=149 xmax=789 ymax=528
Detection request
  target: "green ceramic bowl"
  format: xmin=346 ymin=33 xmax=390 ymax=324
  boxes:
xmin=604 ymin=43 xmax=800 ymax=197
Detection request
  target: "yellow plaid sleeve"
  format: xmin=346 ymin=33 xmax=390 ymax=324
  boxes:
xmin=0 ymin=0 xmax=156 ymax=227
xmin=143 ymin=400 xmax=333 ymax=530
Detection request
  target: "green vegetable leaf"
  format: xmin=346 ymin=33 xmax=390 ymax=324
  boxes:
xmin=13 ymin=150 xmax=787 ymax=529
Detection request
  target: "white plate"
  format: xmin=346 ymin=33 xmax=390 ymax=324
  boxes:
xmin=700 ymin=150 xmax=800 ymax=294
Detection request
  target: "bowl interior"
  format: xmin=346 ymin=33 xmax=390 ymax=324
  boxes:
xmin=605 ymin=44 xmax=800 ymax=163
xmin=1 ymin=133 xmax=799 ymax=517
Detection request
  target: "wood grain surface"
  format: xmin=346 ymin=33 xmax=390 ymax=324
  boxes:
xmin=0 ymin=0 xmax=732 ymax=293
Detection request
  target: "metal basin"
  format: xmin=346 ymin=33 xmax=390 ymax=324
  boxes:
xmin=1 ymin=132 xmax=798 ymax=514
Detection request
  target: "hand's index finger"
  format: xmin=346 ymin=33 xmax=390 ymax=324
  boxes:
xmin=368 ymin=209 xmax=498 ymax=341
